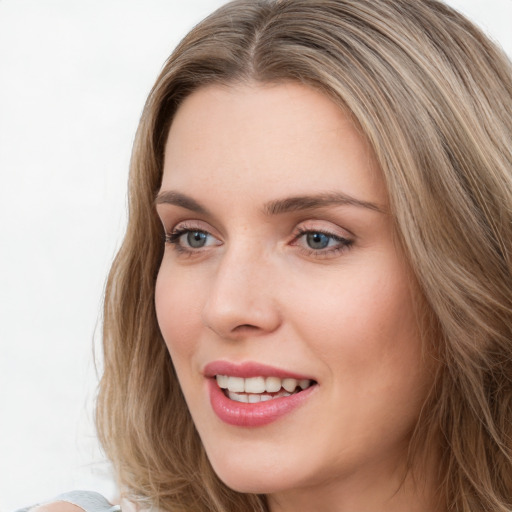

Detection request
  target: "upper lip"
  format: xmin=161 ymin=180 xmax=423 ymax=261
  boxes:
xmin=203 ymin=360 xmax=315 ymax=381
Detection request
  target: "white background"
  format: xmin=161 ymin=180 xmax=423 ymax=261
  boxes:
xmin=0 ymin=1 xmax=511 ymax=510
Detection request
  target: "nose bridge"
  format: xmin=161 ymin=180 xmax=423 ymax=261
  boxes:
xmin=202 ymin=239 xmax=280 ymax=338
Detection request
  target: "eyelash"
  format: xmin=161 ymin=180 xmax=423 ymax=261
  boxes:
xmin=164 ymin=226 xmax=214 ymax=255
xmin=164 ymin=225 xmax=353 ymax=258
xmin=291 ymin=227 xmax=353 ymax=258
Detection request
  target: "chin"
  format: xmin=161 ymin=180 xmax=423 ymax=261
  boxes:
xmin=207 ymin=450 xmax=303 ymax=495
xmin=216 ymin=471 xmax=291 ymax=495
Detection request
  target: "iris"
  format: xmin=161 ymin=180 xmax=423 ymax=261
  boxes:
xmin=187 ymin=231 xmax=208 ymax=248
xmin=306 ymin=232 xmax=331 ymax=250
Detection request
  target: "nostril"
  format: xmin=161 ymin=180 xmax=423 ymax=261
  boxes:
xmin=233 ymin=324 xmax=259 ymax=332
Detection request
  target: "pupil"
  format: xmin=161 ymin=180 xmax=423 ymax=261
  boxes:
xmin=307 ymin=232 xmax=329 ymax=249
xmin=187 ymin=231 xmax=207 ymax=248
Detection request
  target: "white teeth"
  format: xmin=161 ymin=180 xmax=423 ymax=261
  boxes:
xmin=227 ymin=376 xmax=245 ymax=392
xmin=228 ymin=392 xmax=294 ymax=403
xmin=216 ymin=374 xmax=229 ymax=389
xmin=215 ymin=374 xmax=313 ymax=396
xmin=244 ymin=376 xmax=266 ymax=393
xmin=228 ymin=391 xmax=248 ymax=403
xmin=265 ymin=376 xmax=282 ymax=393
xmin=228 ymin=392 xmax=276 ymax=403
xmin=299 ymin=379 xmax=310 ymax=390
xmin=282 ymin=378 xmax=298 ymax=392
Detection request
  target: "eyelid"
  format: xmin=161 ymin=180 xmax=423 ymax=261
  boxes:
xmin=289 ymin=221 xmax=355 ymax=258
xmin=162 ymin=218 xmax=354 ymax=258
xmin=292 ymin=219 xmax=354 ymax=240
xmin=163 ymin=220 xmax=223 ymax=254
xmin=164 ymin=219 xmax=219 ymax=237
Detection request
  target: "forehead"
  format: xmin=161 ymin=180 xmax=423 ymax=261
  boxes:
xmin=161 ymin=82 xmax=385 ymax=206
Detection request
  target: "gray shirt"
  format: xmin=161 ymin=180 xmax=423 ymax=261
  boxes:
xmin=14 ymin=491 xmax=120 ymax=512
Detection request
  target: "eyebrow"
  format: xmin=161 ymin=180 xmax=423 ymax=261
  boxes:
xmin=154 ymin=190 xmax=384 ymax=215
xmin=263 ymin=192 xmax=385 ymax=215
xmin=155 ymin=190 xmax=210 ymax=215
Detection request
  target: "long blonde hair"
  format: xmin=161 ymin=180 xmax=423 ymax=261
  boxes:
xmin=97 ymin=1 xmax=512 ymax=510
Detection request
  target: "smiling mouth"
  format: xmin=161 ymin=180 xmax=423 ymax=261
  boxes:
xmin=215 ymin=375 xmax=316 ymax=403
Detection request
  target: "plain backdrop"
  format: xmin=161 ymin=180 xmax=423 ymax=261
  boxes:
xmin=1 ymin=1 xmax=511 ymax=510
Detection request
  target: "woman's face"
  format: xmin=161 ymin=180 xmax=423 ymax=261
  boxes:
xmin=155 ymin=82 xmax=434 ymax=503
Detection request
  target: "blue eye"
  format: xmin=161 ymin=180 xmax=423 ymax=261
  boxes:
xmin=293 ymin=228 xmax=353 ymax=257
xmin=165 ymin=227 xmax=220 ymax=253
xmin=306 ymin=232 xmax=331 ymax=250
xmin=186 ymin=231 xmax=208 ymax=248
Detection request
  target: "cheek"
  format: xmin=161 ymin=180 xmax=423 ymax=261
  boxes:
xmin=289 ymin=260 xmax=426 ymax=391
xmin=344 ymin=276 xmax=429 ymax=411
xmin=155 ymin=265 xmax=204 ymax=361
xmin=296 ymin=264 xmax=415 ymax=342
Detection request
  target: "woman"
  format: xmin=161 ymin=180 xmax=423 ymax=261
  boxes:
xmin=27 ymin=0 xmax=512 ymax=511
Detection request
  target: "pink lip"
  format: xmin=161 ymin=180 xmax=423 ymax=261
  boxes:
xmin=203 ymin=360 xmax=314 ymax=380
xmin=204 ymin=360 xmax=318 ymax=427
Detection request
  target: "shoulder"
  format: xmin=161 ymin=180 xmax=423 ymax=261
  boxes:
xmin=15 ymin=491 xmax=120 ymax=512
xmin=31 ymin=503 xmax=84 ymax=512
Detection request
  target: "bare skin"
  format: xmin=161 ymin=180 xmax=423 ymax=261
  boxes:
xmin=155 ymin=81 xmax=441 ymax=511
xmin=32 ymin=504 xmax=83 ymax=512
xmin=39 ymin=82 xmax=441 ymax=512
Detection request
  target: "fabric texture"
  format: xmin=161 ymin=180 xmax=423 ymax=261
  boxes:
xmin=14 ymin=491 xmax=120 ymax=512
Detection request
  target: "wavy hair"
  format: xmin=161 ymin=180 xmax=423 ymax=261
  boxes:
xmin=96 ymin=1 xmax=512 ymax=510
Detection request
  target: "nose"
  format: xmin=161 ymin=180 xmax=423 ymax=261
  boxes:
xmin=201 ymin=246 xmax=282 ymax=340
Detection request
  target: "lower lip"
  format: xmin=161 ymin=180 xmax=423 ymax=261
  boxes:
xmin=208 ymin=379 xmax=317 ymax=427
